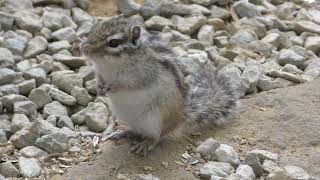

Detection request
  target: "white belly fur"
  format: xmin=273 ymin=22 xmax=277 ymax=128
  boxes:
xmin=109 ymin=87 xmax=162 ymax=139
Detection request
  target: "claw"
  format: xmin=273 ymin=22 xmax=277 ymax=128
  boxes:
xmin=130 ymin=138 xmax=159 ymax=156
xmin=106 ymin=130 xmax=130 ymax=141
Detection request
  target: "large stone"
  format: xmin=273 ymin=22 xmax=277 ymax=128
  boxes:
xmin=284 ymin=166 xmax=311 ymax=180
xmin=0 ymin=161 xmax=19 ymax=177
xmin=158 ymin=1 xmax=193 ymax=17
xmin=293 ymin=21 xmax=320 ymax=35
xmin=278 ymin=49 xmax=305 ymax=67
xmin=48 ymin=40 xmax=72 ymax=54
xmin=52 ymin=54 xmax=86 ymax=68
xmin=23 ymin=67 xmax=47 ymax=86
xmin=230 ymin=30 xmax=256 ymax=45
xmin=4 ymin=0 xmax=33 ymax=12
xmin=245 ymin=40 xmax=273 ymax=58
xmin=195 ymin=138 xmax=220 ymax=160
xmin=233 ymin=1 xmax=261 ymax=18
xmin=304 ymin=36 xmax=320 ymax=54
xmin=71 ymin=86 xmax=92 ymax=106
xmin=20 ymin=146 xmax=48 ymax=158
xmin=24 ymin=36 xmax=48 ymax=58
xmin=0 ymin=84 xmax=19 ymax=95
xmin=0 ymin=68 xmax=16 ymax=85
xmin=199 ymin=161 xmax=235 ymax=179
xmin=281 ymin=64 xmax=303 ymax=75
xmin=71 ymin=102 xmax=108 ymax=132
xmin=35 ymin=132 xmax=68 ymax=153
xmin=0 ymin=48 xmax=15 ymax=68
xmin=43 ymin=101 xmax=68 ymax=118
xmin=49 ymin=87 xmax=77 ymax=106
xmin=197 ymin=25 xmax=214 ymax=45
xmin=71 ymin=7 xmax=93 ymax=25
xmin=235 ymin=165 xmax=255 ymax=180
xmin=0 ymin=94 xmax=28 ymax=112
xmin=52 ymin=72 xmax=83 ymax=94
xmin=242 ymin=65 xmax=262 ymax=94
xmin=215 ymin=144 xmax=240 ymax=167
xmin=4 ymin=34 xmax=28 ymax=55
xmin=145 ymin=16 xmax=173 ymax=31
xmin=210 ymin=6 xmax=231 ymax=20
xmin=117 ymin=0 xmax=141 ymax=16
xmin=171 ymin=15 xmax=207 ymax=35
xmin=51 ymin=27 xmax=78 ymax=43
xmin=57 ymin=116 xmax=74 ymax=130
xmin=41 ymin=11 xmax=63 ymax=31
xmin=11 ymin=114 xmax=31 ymax=133
xmin=258 ymin=75 xmax=293 ymax=91
xmin=18 ymin=157 xmax=42 ymax=178
xmin=28 ymin=88 xmax=52 ymax=109
xmin=0 ymin=12 xmax=15 ymax=30
xmin=17 ymin=79 xmax=36 ymax=96
xmin=14 ymin=11 xmax=43 ymax=33
xmin=212 ymin=0 xmax=232 ymax=6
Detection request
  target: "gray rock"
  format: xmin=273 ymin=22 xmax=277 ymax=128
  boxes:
xmin=49 ymin=87 xmax=77 ymax=106
xmin=52 ymin=72 xmax=83 ymax=94
xmin=18 ymin=157 xmax=42 ymax=178
xmin=62 ymin=15 xmax=78 ymax=30
xmin=23 ymin=67 xmax=47 ymax=86
xmin=14 ymin=11 xmax=43 ymax=33
xmin=233 ymin=18 xmax=267 ymax=39
xmin=61 ymin=127 xmax=78 ymax=138
xmin=0 ymin=48 xmax=15 ymax=68
xmin=71 ymin=7 xmax=93 ymax=25
xmin=284 ymin=165 xmax=311 ymax=180
xmin=278 ymin=49 xmax=305 ymax=67
xmin=71 ymin=86 xmax=92 ymax=106
xmin=267 ymin=70 xmax=306 ymax=83
xmin=51 ymin=27 xmax=78 ymax=43
xmin=262 ymin=159 xmax=284 ymax=173
xmin=5 ymin=0 xmax=33 ymax=12
xmin=17 ymin=79 xmax=36 ymax=96
xmin=0 ymin=84 xmax=19 ymax=95
xmin=85 ymin=78 xmax=97 ymax=95
xmin=11 ymin=113 xmax=30 ymax=133
xmin=189 ymin=4 xmax=211 ymax=15
xmin=71 ymin=102 xmax=108 ymax=132
xmin=171 ymin=15 xmax=207 ymax=35
xmin=158 ymin=1 xmax=193 ymax=17
xmin=35 ymin=132 xmax=68 ymax=153
xmin=258 ymin=75 xmax=293 ymax=91
xmin=235 ymin=165 xmax=255 ymax=180
xmin=74 ymin=0 xmax=89 ymax=10
xmin=246 ymin=40 xmax=273 ymax=58
xmin=210 ymin=5 xmax=231 ymax=20
xmin=17 ymin=60 xmax=32 ymax=72
xmin=281 ymin=64 xmax=303 ymax=75
xmin=14 ymin=100 xmax=37 ymax=116
xmin=215 ymin=144 xmax=240 ymax=167
xmin=135 ymin=174 xmax=160 ymax=180
xmin=0 ymin=68 xmax=16 ymax=85
xmin=48 ymin=40 xmax=72 ymax=54
xmin=78 ymin=66 xmax=95 ymax=82
xmin=0 ymin=129 xmax=7 ymax=143
xmin=304 ymin=36 xmax=320 ymax=54
xmin=230 ymin=30 xmax=256 ymax=45
xmin=212 ymin=0 xmax=232 ymax=6
xmin=0 ymin=161 xmax=19 ymax=177
xmin=4 ymin=33 xmax=28 ymax=55
xmin=190 ymin=0 xmax=212 ymax=7
xmin=261 ymin=33 xmax=282 ymax=49
xmin=46 ymin=115 xmax=57 ymax=126
xmin=117 ymin=0 xmax=141 ymax=16
xmin=244 ymin=151 xmax=263 ymax=176
xmin=248 ymin=149 xmax=279 ymax=163
xmin=195 ymin=138 xmax=220 ymax=160
xmin=20 ymin=146 xmax=48 ymax=158
xmin=69 ymin=145 xmax=81 ymax=153
xmin=0 ymin=94 xmax=28 ymax=112
xmin=28 ymin=88 xmax=52 ymax=109
xmin=43 ymin=101 xmax=68 ymax=118
xmin=57 ymin=116 xmax=74 ymax=130
xmin=145 ymin=16 xmax=173 ymax=31
xmin=242 ymin=65 xmax=262 ymax=94
xmin=24 ymin=36 xmax=48 ymax=58
xmin=213 ymin=36 xmax=229 ymax=48
xmin=0 ymin=115 xmax=10 ymax=131
xmin=41 ymin=11 xmax=63 ymax=31
xmin=233 ymin=1 xmax=261 ymax=18
xmin=303 ymin=59 xmax=320 ymax=81
xmin=266 ymin=169 xmax=290 ymax=180
xmin=199 ymin=161 xmax=234 ymax=179
xmin=197 ymin=25 xmax=215 ymax=45
xmin=52 ymin=54 xmax=86 ymax=68
xmin=293 ymin=21 xmax=320 ymax=35
xmin=0 ymin=11 xmax=15 ymax=30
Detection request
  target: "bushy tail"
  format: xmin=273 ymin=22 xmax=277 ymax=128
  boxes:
xmin=184 ymin=63 xmax=240 ymax=128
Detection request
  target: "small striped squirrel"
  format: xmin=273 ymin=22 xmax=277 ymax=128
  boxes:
xmin=81 ymin=15 xmax=240 ymax=155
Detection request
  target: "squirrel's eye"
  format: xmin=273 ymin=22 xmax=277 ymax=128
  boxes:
xmin=107 ymin=39 xmax=121 ymax=48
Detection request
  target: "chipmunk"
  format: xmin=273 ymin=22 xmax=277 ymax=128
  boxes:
xmin=80 ymin=15 xmax=240 ymax=155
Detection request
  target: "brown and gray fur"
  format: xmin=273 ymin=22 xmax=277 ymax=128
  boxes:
xmin=81 ymin=16 xmax=239 ymax=154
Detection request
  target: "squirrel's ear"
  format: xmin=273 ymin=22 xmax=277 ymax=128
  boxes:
xmin=131 ymin=25 xmax=141 ymax=43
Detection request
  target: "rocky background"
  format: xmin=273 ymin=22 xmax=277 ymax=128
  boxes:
xmin=0 ymin=0 xmax=319 ymax=179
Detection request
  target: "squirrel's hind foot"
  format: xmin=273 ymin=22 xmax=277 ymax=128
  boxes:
xmin=130 ymin=137 xmax=159 ymax=156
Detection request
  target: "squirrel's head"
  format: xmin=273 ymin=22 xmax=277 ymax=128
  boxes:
xmin=81 ymin=15 xmax=142 ymax=58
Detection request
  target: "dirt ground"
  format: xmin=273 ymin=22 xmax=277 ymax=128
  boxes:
xmin=50 ymin=1 xmax=320 ymax=179
xmin=88 ymin=0 xmax=144 ymax=17
xmin=51 ymin=78 xmax=320 ymax=179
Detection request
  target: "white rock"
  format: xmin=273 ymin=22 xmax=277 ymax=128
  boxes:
xmin=18 ymin=157 xmax=42 ymax=178
xmin=215 ymin=144 xmax=240 ymax=167
xmin=236 ymin=165 xmax=255 ymax=180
